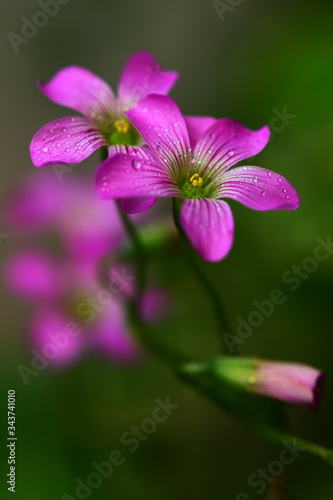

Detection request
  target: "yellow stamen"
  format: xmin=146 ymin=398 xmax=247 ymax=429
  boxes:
xmin=190 ymin=173 xmax=203 ymax=187
xmin=114 ymin=119 xmax=129 ymax=133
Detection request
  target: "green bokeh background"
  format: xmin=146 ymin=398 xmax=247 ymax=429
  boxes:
xmin=1 ymin=0 xmax=333 ymax=498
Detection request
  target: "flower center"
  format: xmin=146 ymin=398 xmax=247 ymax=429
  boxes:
xmin=104 ymin=117 xmax=141 ymax=146
xmin=190 ymin=173 xmax=203 ymax=187
xmin=114 ymin=119 xmax=129 ymax=134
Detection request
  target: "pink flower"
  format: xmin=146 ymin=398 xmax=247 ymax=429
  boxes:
xmin=4 ymin=173 xmax=167 ymax=367
xmin=29 ymin=52 xmax=178 ymax=167
xmin=253 ymin=361 xmax=324 ymax=410
xmin=96 ymin=94 xmax=300 ymax=261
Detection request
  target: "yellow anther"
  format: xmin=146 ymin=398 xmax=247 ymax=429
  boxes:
xmin=114 ymin=119 xmax=129 ymax=133
xmin=190 ymin=173 xmax=203 ymax=187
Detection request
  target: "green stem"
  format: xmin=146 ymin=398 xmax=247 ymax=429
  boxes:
xmin=254 ymin=425 xmax=333 ymax=467
xmin=172 ymin=198 xmax=236 ymax=355
xmin=117 ymin=208 xmax=147 ymax=301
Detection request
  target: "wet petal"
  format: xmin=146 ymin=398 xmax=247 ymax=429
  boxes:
xmin=108 ymin=145 xmax=158 ymax=213
xmin=30 ymin=116 xmax=107 ymax=167
xmin=96 ymin=153 xmax=182 ymax=203
xmin=126 ymin=94 xmax=191 ymax=182
xmin=179 ymin=198 xmax=234 ymax=262
xmin=194 ymin=119 xmax=270 ymax=179
xmin=38 ymin=66 xmax=116 ymax=124
xmin=118 ymin=51 xmax=178 ymax=110
xmin=184 ymin=116 xmax=218 ymax=149
xmin=216 ymin=166 xmax=300 ymax=211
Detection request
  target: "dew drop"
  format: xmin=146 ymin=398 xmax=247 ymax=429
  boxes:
xmin=62 ymin=127 xmax=67 ymax=133
xmin=49 ymin=128 xmax=54 ymax=133
xmin=261 ymin=191 xmax=266 ymax=197
xmin=65 ymin=148 xmax=70 ymax=153
xmin=42 ymin=146 xmax=48 ymax=153
xmin=267 ymin=171 xmax=272 ymax=177
xmin=227 ymin=149 xmax=234 ymax=156
xmin=282 ymin=188 xmax=287 ymax=194
xmin=131 ymin=159 xmax=142 ymax=170
xmin=253 ymin=177 xmax=258 ymax=183
xmin=277 ymin=177 xmax=282 ymax=183
xmin=285 ymin=195 xmax=290 ymax=199
xmin=156 ymin=145 xmax=162 ymax=152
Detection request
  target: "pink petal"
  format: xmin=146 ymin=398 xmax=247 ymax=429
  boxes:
xmin=30 ymin=308 xmax=83 ymax=366
xmin=256 ymin=362 xmax=324 ymax=410
xmin=216 ymin=166 xmax=300 ymax=211
xmin=91 ymin=302 xmax=141 ymax=364
xmin=4 ymin=251 xmax=63 ymax=300
xmin=179 ymin=198 xmax=234 ymax=262
xmin=96 ymin=153 xmax=182 ymax=202
xmin=118 ymin=51 xmax=178 ymax=110
xmin=126 ymin=94 xmax=191 ymax=181
xmin=30 ymin=116 xmax=107 ymax=167
xmin=38 ymin=66 xmax=116 ymax=124
xmin=5 ymin=172 xmax=63 ymax=231
xmin=194 ymin=119 xmax=270 ymax=179
xmin=108 ymin=145 xmax=158 ymax=213
xmin=117 ymin=197 xmax=157 ymax=214
xmin=184 ymin=116 xmax=218 ymax=149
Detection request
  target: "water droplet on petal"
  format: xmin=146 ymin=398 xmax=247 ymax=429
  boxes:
xmin=282 ymin=188 xmax=287 ymax=194
xmin=227 ymin=149 xmax=234 ymax=156
xmin=261 ymin=191 xmax=266 ymax=197
xmin=253 ymin=177 xmax=258 ymax=183
xmin=267 ymin=171 xmax=272 ymax=177
xmin=156 ymin=145 xmax=162 ymax=152
xmin=62 ymin=127 xmax=67 ymax=133
xmin=277 ymin=177 xmax=282 ymax=183
xmin=42 ymin=146 xmax=48 ymax=152
xmin=131 ymin=159 xmax=142 ymax=170
xmin=65 ymin=148 xmax=70 ymax=153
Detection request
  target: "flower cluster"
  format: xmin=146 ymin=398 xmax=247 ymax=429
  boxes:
xmin=4 ymin=172 xmax=167 ymax=368
xmin=30 ymin=51 xmax=300 ymax=262
xmin=25 ymin=52 xmax=324 ymax=413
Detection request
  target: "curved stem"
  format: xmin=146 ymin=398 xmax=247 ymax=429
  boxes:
xmin=117 ymin=208 xmax=147 ymax=301
xmin=172 ymin=198 xmax=237 ymax=355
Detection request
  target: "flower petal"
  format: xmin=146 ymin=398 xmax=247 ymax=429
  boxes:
xmin=184 ymin=116 xmax=218 ymax=149
xmin=126 ymin=94 xmax=191 ymax=181
xmin=30 ymin=308 xmax=83 ymax=366
xmin=108 ymin=145 xmax=158 ymax=213
xmin=118 ymin=51 xmax=178 ymax=110
xmin=96 ymin=153 xmax=182 ymax=202
xmin=194 ymin=119 xmax=270 ymax=179
xmin=91 ymin=302 xmax=141 ymax=364
xmin=4 ymin=251 xmax=64 ymax=300
xmin=30 ymin=116 xmax=107 ymax=167
xmin=38 ymin=66 xmax=116 ymax=124
xmin=117 ymin=197 xmax=157 ymax=214
xmin=5 ymin=172 xmax=63 ymax=231
xmin=216 ymin=166 xmax=300 ymax=211
xmin=179 ymin=198 xmax=234 ymax=262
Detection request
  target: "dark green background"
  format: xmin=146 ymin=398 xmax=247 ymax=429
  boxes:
xmin=1 ymin=0 xmax=333 ymax=498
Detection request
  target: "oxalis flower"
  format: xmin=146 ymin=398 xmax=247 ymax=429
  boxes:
xmin=29 ymin=51 xmax=178 ymax=168
xmin=96 ymin=94 xmax=300 ymax=261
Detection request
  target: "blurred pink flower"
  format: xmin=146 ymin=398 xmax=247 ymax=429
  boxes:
xmin=4 ymin=172 xmax=168 ymax=367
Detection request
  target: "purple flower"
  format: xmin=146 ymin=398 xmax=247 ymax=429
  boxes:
xmin=4 ymin=173 xmax=168 ymax=367
xmin=30 ymin=52 xmax=178 ymax=168
xmin=252 ymin=361 xmax=324 ymax=410
xmin=183 ymin=357 xmax=324 ymax=410
xmin=96 ymin=94 xmax=300 ymax=261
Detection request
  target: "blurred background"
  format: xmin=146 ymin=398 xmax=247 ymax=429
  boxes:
xmin=1 ymin=0 xmax=333 ymax=498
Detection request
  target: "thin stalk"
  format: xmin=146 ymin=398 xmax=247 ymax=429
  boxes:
xmin=172 ymin=198 xmax=236 ymax=354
